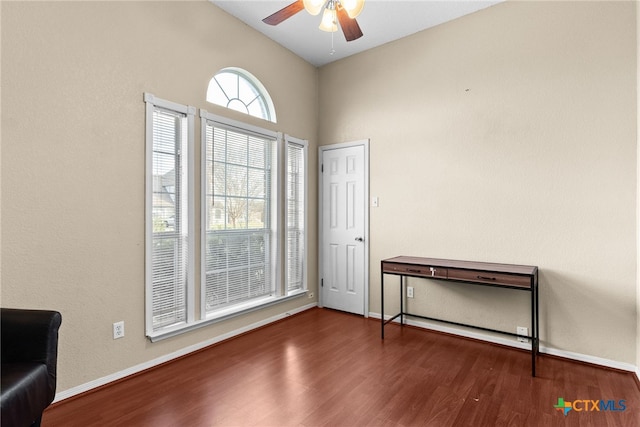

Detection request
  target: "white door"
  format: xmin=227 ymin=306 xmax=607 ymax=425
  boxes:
xmin=320 ymin=141 xmax=368 ymax=315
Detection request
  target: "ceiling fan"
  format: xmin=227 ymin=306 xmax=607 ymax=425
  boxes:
xmin=262 ymin=0 xmax=365 ymax=42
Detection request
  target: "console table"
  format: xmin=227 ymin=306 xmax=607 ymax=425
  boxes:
xmin=381 ymin=256 xmax=539 ymax=376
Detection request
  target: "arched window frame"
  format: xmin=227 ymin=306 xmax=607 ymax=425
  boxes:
xmin=206 ymin=67 xmax=277 ymax=123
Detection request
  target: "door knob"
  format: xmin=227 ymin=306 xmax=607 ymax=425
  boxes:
xmin=355 ymin=237 xmax=364 ymax=242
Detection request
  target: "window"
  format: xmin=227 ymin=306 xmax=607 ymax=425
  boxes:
xmin=206 ymin=68 xmax=277 ymax=123
xmin=285 ymin=136 xmax=307 ymax=294
xmin=144 ymin=93 xmax=195 ymax=337
xmin=144 ymin=92 xmax=306 ymax=339
xmin=202 ymin=115 xmax=278 ymax=315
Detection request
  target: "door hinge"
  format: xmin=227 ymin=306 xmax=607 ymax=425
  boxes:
xmin=321 ymin=164 xmax=324 ymax=173
xmin=321 ymin=278 xmax=324 ymax=287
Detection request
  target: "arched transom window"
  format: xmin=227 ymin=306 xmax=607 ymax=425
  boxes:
xmin=206 ymin=67 xmax=277 ymax=123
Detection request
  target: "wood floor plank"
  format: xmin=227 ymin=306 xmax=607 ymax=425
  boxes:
xmin=44 ymin=308 xmax=640 ymax=426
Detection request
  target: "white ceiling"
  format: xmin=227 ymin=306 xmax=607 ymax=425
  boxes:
xmin=210 ymin=1 xmax=503 ymax=67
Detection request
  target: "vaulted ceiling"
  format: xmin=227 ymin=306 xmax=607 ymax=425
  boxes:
xmin=210 ymin=1 xmax=503 ymax=67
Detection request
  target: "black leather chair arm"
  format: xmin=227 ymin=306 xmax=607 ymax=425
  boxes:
xmin=1 ymin=309 xmax=62 ymax=404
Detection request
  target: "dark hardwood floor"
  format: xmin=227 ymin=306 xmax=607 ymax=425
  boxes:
xmin=44 ymin=308 xmax=640 ymax=426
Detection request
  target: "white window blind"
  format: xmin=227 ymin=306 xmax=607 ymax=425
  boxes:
xmin=286 ymin=137 xmax=307 ymax=293
xmin=145 ymin=94 xmax=194 ymax=336
xmin=203 ymin=120 xmax=276 ymax=313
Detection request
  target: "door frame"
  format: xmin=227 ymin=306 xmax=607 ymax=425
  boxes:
xmin=318 ymin=139 xmax=370 ymax=317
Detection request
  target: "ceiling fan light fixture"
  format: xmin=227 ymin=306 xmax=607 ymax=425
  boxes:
xmin=318 ymin=5 xmax=338 ymax=32
xmin=261 ymin=0 xmax=363 ymax=42
xmin=341 ymin=0 xmax=365 ymax=19
xmin=303 ymin=0 xmax=325 ymax=16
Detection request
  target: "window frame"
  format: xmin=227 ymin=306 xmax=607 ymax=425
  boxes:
xmin=200 ymin=111 xmax=282 ymax=319
xmin=144 ymin=93 xmax=196 ymax=339
xmin=206 ymin=67 xmax=277 ymax=123
xmin=144 ymin=96 xmax=308 ymax=342
xmin=285 ymin=135 xmax=308 ymax=295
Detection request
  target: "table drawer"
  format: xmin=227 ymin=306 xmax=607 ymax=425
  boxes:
xmin=382 ymin=263 xmax=447 ymax=279
xmin=447 ymin=268 xmax=531 ymax=289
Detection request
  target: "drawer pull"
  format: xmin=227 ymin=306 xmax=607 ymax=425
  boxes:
xmin=407 ymin=269 xmax=422 ymax=273
xmin=477 ymin=275 xmax=496 ymax=281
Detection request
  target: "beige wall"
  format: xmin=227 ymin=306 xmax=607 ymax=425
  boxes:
xmin=636 ymin=0 xmax=640 ymax=378
xmin=1 ymin=0 xmax=318 ymax=393
xmin=320 ymin=1 xmax=637 ymax=364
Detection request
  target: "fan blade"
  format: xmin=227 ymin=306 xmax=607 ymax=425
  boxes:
xmin=336 ymin=3 xmax=363 ymax=41
xmin=263 ymin=1 xmax=305 ymax=26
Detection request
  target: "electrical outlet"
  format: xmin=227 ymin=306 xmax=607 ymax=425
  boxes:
xmin=516 ymin=326 xmax=529 ymax=343
xmin=113 ymin=321 xmax=125 ymax=339
xmin=407 ymin=286 xmax=414 ymax=298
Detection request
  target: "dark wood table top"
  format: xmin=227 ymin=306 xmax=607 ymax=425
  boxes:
xmin=382 ymin=256 xmax=537 ymax=276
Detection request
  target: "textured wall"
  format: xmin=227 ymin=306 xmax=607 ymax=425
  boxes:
xmin=319 ymin=1 xmax=637 ymax=364
xmin=636 ymin=0 xmax=640 ymax=378
xmin=1 ymin=0 xmax=318 ymax=392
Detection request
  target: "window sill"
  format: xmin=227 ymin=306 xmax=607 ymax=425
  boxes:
xmin=147 ymin=290 xmax=308 ymax=342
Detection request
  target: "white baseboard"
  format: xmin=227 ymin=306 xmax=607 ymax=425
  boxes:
xmin=539 ymin=345 xmax=637 ymax=373
xmin=369 ymin=311 xmax=639 ymax=374
xmin=53 ymin=303 xmax=317 ymax=403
